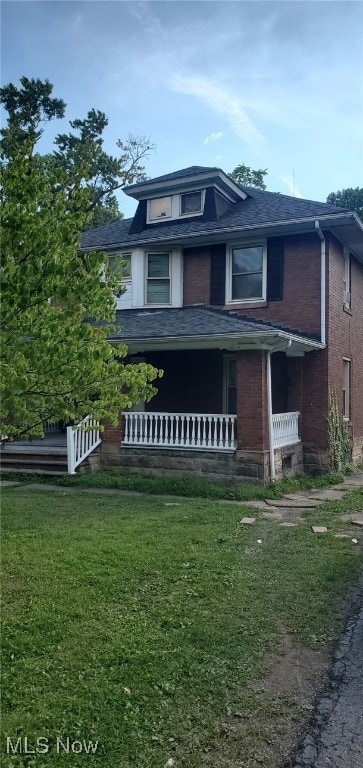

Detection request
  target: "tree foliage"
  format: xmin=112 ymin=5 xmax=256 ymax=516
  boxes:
xmin=229 ymin=163 xmax=268 ymax=190
xmin=1 ymin=77 xmax=155 ymax=228
xmin=326 ymin=187 xmax=363 ymax=221
xmin=0 ymin=79 xmax=161 ymax=439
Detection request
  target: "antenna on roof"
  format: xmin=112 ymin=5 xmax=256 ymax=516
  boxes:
xmin=292 ymin=169 xmax=296 ymax=197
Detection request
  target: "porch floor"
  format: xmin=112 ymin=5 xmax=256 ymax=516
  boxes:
xmin=1 ymin=432 xmax=67 ymax=453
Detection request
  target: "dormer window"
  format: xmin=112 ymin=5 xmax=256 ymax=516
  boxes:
xmin=147 ymin=190 xmax=205 ymax=224
xmin=180 ymin=190 xmax=202 ymax=215
xmin=149 ymin=196 xmax=172 ymax=221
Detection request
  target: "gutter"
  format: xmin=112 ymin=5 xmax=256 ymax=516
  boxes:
xmin=315 ymin=221 xmax=326 ymax=346
xmin=81 ymin=212 xmax=357 ymax=253
xmin=110 ymin=329 xmax=324 ymax=350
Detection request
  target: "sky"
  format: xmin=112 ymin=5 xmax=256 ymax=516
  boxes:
xmin=2 ymin=0 xmax=363 ymax=218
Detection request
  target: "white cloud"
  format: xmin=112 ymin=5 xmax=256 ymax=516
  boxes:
xmin=280 ymin=175 xmax=303 ymax=199
xmin=203 ymin=131 xmax=223 ymax=145
xmin=171 ymin=74 xmax=264 ymax=151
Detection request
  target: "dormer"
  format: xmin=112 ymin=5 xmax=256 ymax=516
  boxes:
xmin=125 ymin=166 xmax=248 ymax=235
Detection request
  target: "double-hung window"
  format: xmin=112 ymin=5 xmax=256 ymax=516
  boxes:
xmin=228 ymin=243 xmax=266 ymax=302
xmin=343 ymin=359 xmax=351 ymax=420
xmin=343 ymin=250 xmax=351 ymax=307
xmin=146 ymin=253 xmax=171 ymax=304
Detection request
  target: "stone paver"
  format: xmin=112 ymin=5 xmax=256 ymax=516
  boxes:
xmin=240 ymin=517 xmax=256 ymax=525
xmin=265 ymin=497 xmax=321 ymax=508
xmin=262 ymin=510 xmax=284 ymax=520
xmin=279 ymin=522 xmax=299 ymax=527
xmin=334 ymin=479 xmax=363 ymax=489
xmin=312 ymin=526 xmax=328 ymax=534
xmin=298 ymin=488 xmax=346 ymax=501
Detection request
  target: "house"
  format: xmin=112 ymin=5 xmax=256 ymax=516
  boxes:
xmin=2 ymin=166 xmax=362 ymax=481
xmin=80 ymin=166 xmax=363 ymax=483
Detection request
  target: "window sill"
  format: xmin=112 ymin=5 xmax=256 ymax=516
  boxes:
xmin=224 ymin=300 xmax=267 ymax=310
xmin=343 ymin=304 xmax=352 ymax=315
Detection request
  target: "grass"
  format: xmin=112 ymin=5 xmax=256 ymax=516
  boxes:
xmin=1 ymin=486 xmax=362 ymax=767
xmin=1 ymin=468 xmax=347 ymax=501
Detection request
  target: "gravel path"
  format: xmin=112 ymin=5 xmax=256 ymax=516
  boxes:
xmin=293 ymin=581 xmax=363 ymax=767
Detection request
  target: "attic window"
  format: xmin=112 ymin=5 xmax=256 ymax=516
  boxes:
xmin=180 ymin=190 xmax=202 ymax=215
xmin=149 ymin=196 xmax=172 ymax=221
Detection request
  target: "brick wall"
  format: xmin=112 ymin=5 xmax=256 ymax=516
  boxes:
xmin=327 ymin=234 xmax=363 ymax=459
xmin=102 ymin=416 xmax=125 ymax=444
xmin=229 ymin=233 xmax=322 ymax=336
xmin=183 ymin=246 xmax=211 ymax=305
xmin=182 ymin=234 xmax=322 ymax=336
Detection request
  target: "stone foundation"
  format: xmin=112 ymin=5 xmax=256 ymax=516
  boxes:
xmin=352 ymin=435 xmax=363 ymax=467
xmin=303 ymin=443 xmax=331 ymax=476
xmin=100 ymin=441 xmax=304 ymax=485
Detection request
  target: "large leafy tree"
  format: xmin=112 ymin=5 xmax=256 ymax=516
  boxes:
xmin=229 ymin=163 xmax=268 ymax=190
xmin=1 ymin=78 xmax=160 ymax=439
xmin=326 ymin=187 xmax=363 ymax=221
xmin=1 ymin=77 xmax=155 ymax=228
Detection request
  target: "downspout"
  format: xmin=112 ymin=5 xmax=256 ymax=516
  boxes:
xmin=315 ymin=221 xmax=326 ymax=346
xmin=267 ymin=339 xmax=292 ymax=482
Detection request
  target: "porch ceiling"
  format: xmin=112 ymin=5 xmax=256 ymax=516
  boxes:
xmin=109 ymin=306 xmax=323 ymax=356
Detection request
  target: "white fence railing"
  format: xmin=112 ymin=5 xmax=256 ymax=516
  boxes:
xmin=272 ymin=411 xmax=300 ymax=449
xmin=124 ymin=412 xmax=237 ymax=451
xmin=67 ymin=416 xmax=101 ymax=474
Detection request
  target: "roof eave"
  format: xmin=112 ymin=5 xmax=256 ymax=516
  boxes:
xmin=109 ymin=328 xmax=324 ymax=355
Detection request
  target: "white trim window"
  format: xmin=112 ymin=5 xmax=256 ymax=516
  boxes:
xmin=145 ymin=252 xmax=171 ymax=304
xmin=149 ymin=196 xmax=172 ymax=221
xmin=180 ymin=190 xmax=204 ymax=217
xmin=343 ymin=358 xmax=351 ymax=420
xmin=147 ymin=191 xmax=205 ymax=223
xmin=227 ymin=242 xmax=267 ymax=303
xmin=343 ymin=249 xmax=351 ymax=307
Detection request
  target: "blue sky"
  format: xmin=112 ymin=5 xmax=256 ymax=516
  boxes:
xmin=2 ymin=0 xmax=363 ymax=218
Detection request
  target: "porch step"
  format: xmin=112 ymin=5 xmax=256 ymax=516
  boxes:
xmin=0 ymin=449 xmax=68 ymax=475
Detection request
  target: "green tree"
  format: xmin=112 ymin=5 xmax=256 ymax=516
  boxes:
xmin=326 ymin=187 xmax=363 ymax=221
xmin=229 ymin=163 xmax=268 ymax=190
xmin=1 ymin=77 xmax=155 ymax=228
xmin=1 ymin=82 xmax=161 ymax=440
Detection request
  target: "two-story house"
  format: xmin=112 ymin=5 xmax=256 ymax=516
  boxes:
xmin=80 ymin=166 xmax=363 ymax=483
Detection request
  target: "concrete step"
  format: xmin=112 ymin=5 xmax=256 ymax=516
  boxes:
xmin=0 ymin=450 xmax=68 ymax=474
xmin=0 ymin=467 xmax=67 ymax=476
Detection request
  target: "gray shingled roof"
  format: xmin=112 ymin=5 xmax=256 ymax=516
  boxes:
xmin=125 ymin=165 xmax=220 ymax=190
xmin=109 ymin=306 xmax=319 ymax=342
xmin=82 ymin=185 xmax=348 ymax=250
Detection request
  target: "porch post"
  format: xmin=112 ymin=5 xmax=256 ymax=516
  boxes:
xmin=100 ymin=412 xmax=125 ymax=467
xmin=236 ymin=350 xmax=269 ymax=480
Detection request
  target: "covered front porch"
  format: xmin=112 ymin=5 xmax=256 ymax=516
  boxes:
xmin=102 ymin=306 xmax=323 ymax=483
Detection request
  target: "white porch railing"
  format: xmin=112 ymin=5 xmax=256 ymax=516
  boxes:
xmin=124 ymin=412 xmax=237 ymax=451
xmin=272 ymin=411 xmax=300 ymax=449
xmin=67 ymin=416 xmax=101 ymax=474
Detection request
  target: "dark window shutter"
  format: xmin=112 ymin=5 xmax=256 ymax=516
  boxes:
xmin=267 ymin=237 xmax=284 ymax=301
xmin=210 ymin=244 xmax=226 ymax=305
xmin=128 ymin=200 xmax=147 ymax=235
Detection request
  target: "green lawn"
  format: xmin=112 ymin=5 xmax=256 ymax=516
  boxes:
xmin=1 ymin=488 xmax=362 ymax=768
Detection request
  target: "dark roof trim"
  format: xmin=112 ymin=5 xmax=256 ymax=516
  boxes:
xmin=124 ymin=168 xmax=247 ymax=202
